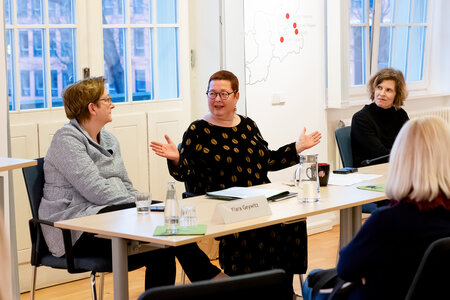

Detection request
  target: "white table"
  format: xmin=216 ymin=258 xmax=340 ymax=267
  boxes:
xmin=55 ymin=164 xmax=388 ymax=300
xmin=0 ymin=157 xmax=37 ymax=300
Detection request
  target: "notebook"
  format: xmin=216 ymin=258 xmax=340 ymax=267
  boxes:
xmin=206 ymin=186 xmax=296 ymax=201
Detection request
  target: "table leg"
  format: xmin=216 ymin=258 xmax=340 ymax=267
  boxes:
xmin=1 ymin=174 xmax=20 ymax=300
xmin=339 ymin=206 xmax=363 ymax=250
xmin=112 ymin=237 xmax=129 ymax=300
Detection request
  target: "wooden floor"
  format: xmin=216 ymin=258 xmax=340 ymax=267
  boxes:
xmin=20 ymin=225 xmax=340 ymax=300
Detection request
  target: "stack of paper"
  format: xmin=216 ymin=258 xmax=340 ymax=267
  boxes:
xmin=328 ymin=173 xmax=383 ymax=186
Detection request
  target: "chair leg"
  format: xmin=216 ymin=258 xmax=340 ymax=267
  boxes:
xmin=98 ymin=273 xmax=105 ymax=300
xmin=90 ymin=272 xmax=98 ymax=300
xmin=180 ymin=269 xmax=186 ymax=284
xmin=30 ymin=265 xmax=37 ymax=300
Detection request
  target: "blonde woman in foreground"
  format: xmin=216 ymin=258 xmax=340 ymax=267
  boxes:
xmin=303 ymin=116 xmax=450 ymax=300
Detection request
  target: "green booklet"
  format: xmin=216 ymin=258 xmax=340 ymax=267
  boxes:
xmin=153 ymin=224 xmax=207 ymax=236
xmin=357 ymin=184 xmax=385 ymax=192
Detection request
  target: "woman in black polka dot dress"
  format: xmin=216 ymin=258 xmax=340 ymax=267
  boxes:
xmin=151 ymin=70 xmax=321 ymax=291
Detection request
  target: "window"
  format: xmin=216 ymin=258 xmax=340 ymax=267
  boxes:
xmin=349 ymin=0 xmax=430 ymax=87
xmin=6 ymin=0 xmax=181 ymax=111
xmin=51 ymin=70 xmax=58 ymax=97
xmin=33 ymin=30 xmax=42 ymax=57
xmin=134 ymin=28 xmax=145 ymax=56
xmin=135 ymin=70 xmax=146 ymax=92
xmin=34 ymin=71 xmax=44 ymax=97
xmin=19 ymin=31 xmax=29 ymax=57
xmin=20 ymin=70 xmax=30 ymax=96
xmin=50 ymin=31 xmax=57 ymax=57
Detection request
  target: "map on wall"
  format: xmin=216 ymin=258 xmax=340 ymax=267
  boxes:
xmin=244 ymin=0 xmax=307 ymax=85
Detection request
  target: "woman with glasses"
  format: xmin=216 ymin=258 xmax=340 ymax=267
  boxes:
xmin=39 ymin=77 xmax=176 ymax=290
xmin=151 ymin=70 xmax=321 ymax=293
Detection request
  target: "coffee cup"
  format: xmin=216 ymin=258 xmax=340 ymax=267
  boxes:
xmin=318 ymin=163 xmax=330 ymax=186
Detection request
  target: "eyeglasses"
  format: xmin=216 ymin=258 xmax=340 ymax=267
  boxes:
xmin=97 ymin=96 xmax=112 ymax=104
xmin=206 ymin=90 xmax=236 ymax=100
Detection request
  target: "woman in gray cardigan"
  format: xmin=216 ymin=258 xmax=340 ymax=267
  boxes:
xmin=38 ymin=77 xmax=177 ymax=289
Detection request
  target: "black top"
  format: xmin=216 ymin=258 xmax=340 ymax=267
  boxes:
xmin=169 ymin=115 xmax=298 ymax=195
xmin=351 ymin=103 xmax=409 ymax=167
xmin=337 ymin=201 xmax=450 ymax=300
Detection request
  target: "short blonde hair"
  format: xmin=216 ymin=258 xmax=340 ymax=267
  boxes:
xmin=386 ymin=116 xmax=450 ymax=202
xmin=367 ymin=68 xmax=408 ymax=110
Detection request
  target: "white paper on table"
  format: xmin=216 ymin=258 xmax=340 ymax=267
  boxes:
xmin=327 ymin=173 xmax=383 ymax=186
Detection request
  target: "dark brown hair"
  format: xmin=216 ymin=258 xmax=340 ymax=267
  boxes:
xmin=207 ymin=70 xmax=239 ymax=93
xmin=63 ymin=77 xmax=106 ymax=122
xmin=367 ymin=68 xmax=408 ymax=109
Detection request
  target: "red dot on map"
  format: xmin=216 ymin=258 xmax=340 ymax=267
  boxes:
xmin=293 ymin=23 xmax=297 ymax=28
xmin=280 ymin=37 xmax=284 ymax=43
xmin=295 ymin=29 xmax=299 ymax=35
xmin=286 ymin=13 xmax=290 ymax=19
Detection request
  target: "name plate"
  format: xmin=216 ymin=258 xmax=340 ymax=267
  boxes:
xmin=212 ymin=195 xmax=272 ymax=224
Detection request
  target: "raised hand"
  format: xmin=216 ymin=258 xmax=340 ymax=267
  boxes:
xmin=295 ymin=127 xmax=322 ymax=153
xmin=150 ymin=134 xmax=180 ymax=165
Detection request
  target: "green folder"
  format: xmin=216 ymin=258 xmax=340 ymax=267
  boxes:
xmin=153 ymin=224 xmax=207 ymax=236
xmin=357 ymin=184 xmax=385 ymax=192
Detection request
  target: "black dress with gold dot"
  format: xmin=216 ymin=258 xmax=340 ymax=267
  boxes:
xmin=169 ymin=115 xmax=308 ymax=276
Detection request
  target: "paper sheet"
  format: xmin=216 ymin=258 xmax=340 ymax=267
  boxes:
xmin=327 ymin=173 xmax=383 ymax=186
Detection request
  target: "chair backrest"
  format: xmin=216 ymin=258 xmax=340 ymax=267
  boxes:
xmin=335 ymin=126 xmax=353 ymax=168
xmin=22 ymin=158 xmax=51 ymax=264
xmin=138 ymin=269 xmax=291 ymax=300
xmin=22 ymin=157 xmax=45 ymax=220
xmin=405 ymin=237 xmax=450 ymax=300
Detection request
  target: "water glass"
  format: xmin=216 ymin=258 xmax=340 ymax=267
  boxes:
xmin=136 ymin=192 xmax=151 ymax=214
xmin=180 ymin=205 xmax=198 ymax=227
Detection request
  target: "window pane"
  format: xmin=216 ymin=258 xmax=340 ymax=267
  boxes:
xmin=157 ymin=27 xmax=178 ymax=98
xmin=50 ymin=29 xmax=76 ymax=107
xmin=19 ymin=31 xmax=29 ymax=57
xmin=51 ymin=70 xmax=58 ymax=97
xmin=18 ymin=0 xmax=43 ymax=24
xmin=156 ymin=0 xmax=177 ymax=24
xmin=48 ymin=0 xmax=74 ymax=24
xmin=4 ymin=0 xmax=12 ymax=25
xmin=103 ymin=0 xmax=125 ymax=24
xmin=380 ymin=0 xmax=395 ymax=24
xmin=407 ymin=26 xmax=425 ymax=81
xmin=34 ymin=71 xmax=44 ymax=97
xmin=104 ymin=28 xmax=127 ymax=102
xmin=6 ymin=30 xmax=15 ymax=111
xmin=377 ymin=26 xmax=393 ymax=69
xmin=413 ymin=0 xmax=427 ymax=23
xmin=350 ymin=0 xmax=366 ymax=24
xmin=131 ymin=0 xmax=151 ymax=24
xmin=349 ymin=26 xmax=367 ymax=86
xmin=33 ymin=30 xmax=43 ymax=57
xmin=397 ymin=0 xmax=411 ymax=23
xmin=19 ymin=29 xmax=46 ymax=110
xmin=132 ymin=28 xmax=153 ymax=101
xmin=393 ymin=26 xmax=409 ymax=74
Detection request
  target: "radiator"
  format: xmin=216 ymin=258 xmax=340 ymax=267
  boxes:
xmin=335 ymin=107 xmax=450 ymax=168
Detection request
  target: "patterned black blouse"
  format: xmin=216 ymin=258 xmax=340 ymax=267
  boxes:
xmin=169 ymin=115 xmax=299 ymax=195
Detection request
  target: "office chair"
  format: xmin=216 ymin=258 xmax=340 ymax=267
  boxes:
xmin=22 ymin=158 xmax=146 ymax=300
xmin=405 ymin=237 xmax=450 ymax=300
xmin=138 ymin=269 xmax=291 ymax=300
xmin=335 ymin=126 xmax=377 ymax=213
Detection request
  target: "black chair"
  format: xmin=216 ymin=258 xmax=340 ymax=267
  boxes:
xmin=138 ymin=269 xmax=291 ymax=300
xmin=22 ymin=158 xmax=145 ymax=300
xmin=335 ymin=126 xmax=353 ymax=168
xmin=335 ymin=126 xmax=377 ymax=213
xmin=405 ymin=237 xmax=450 ymax=300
